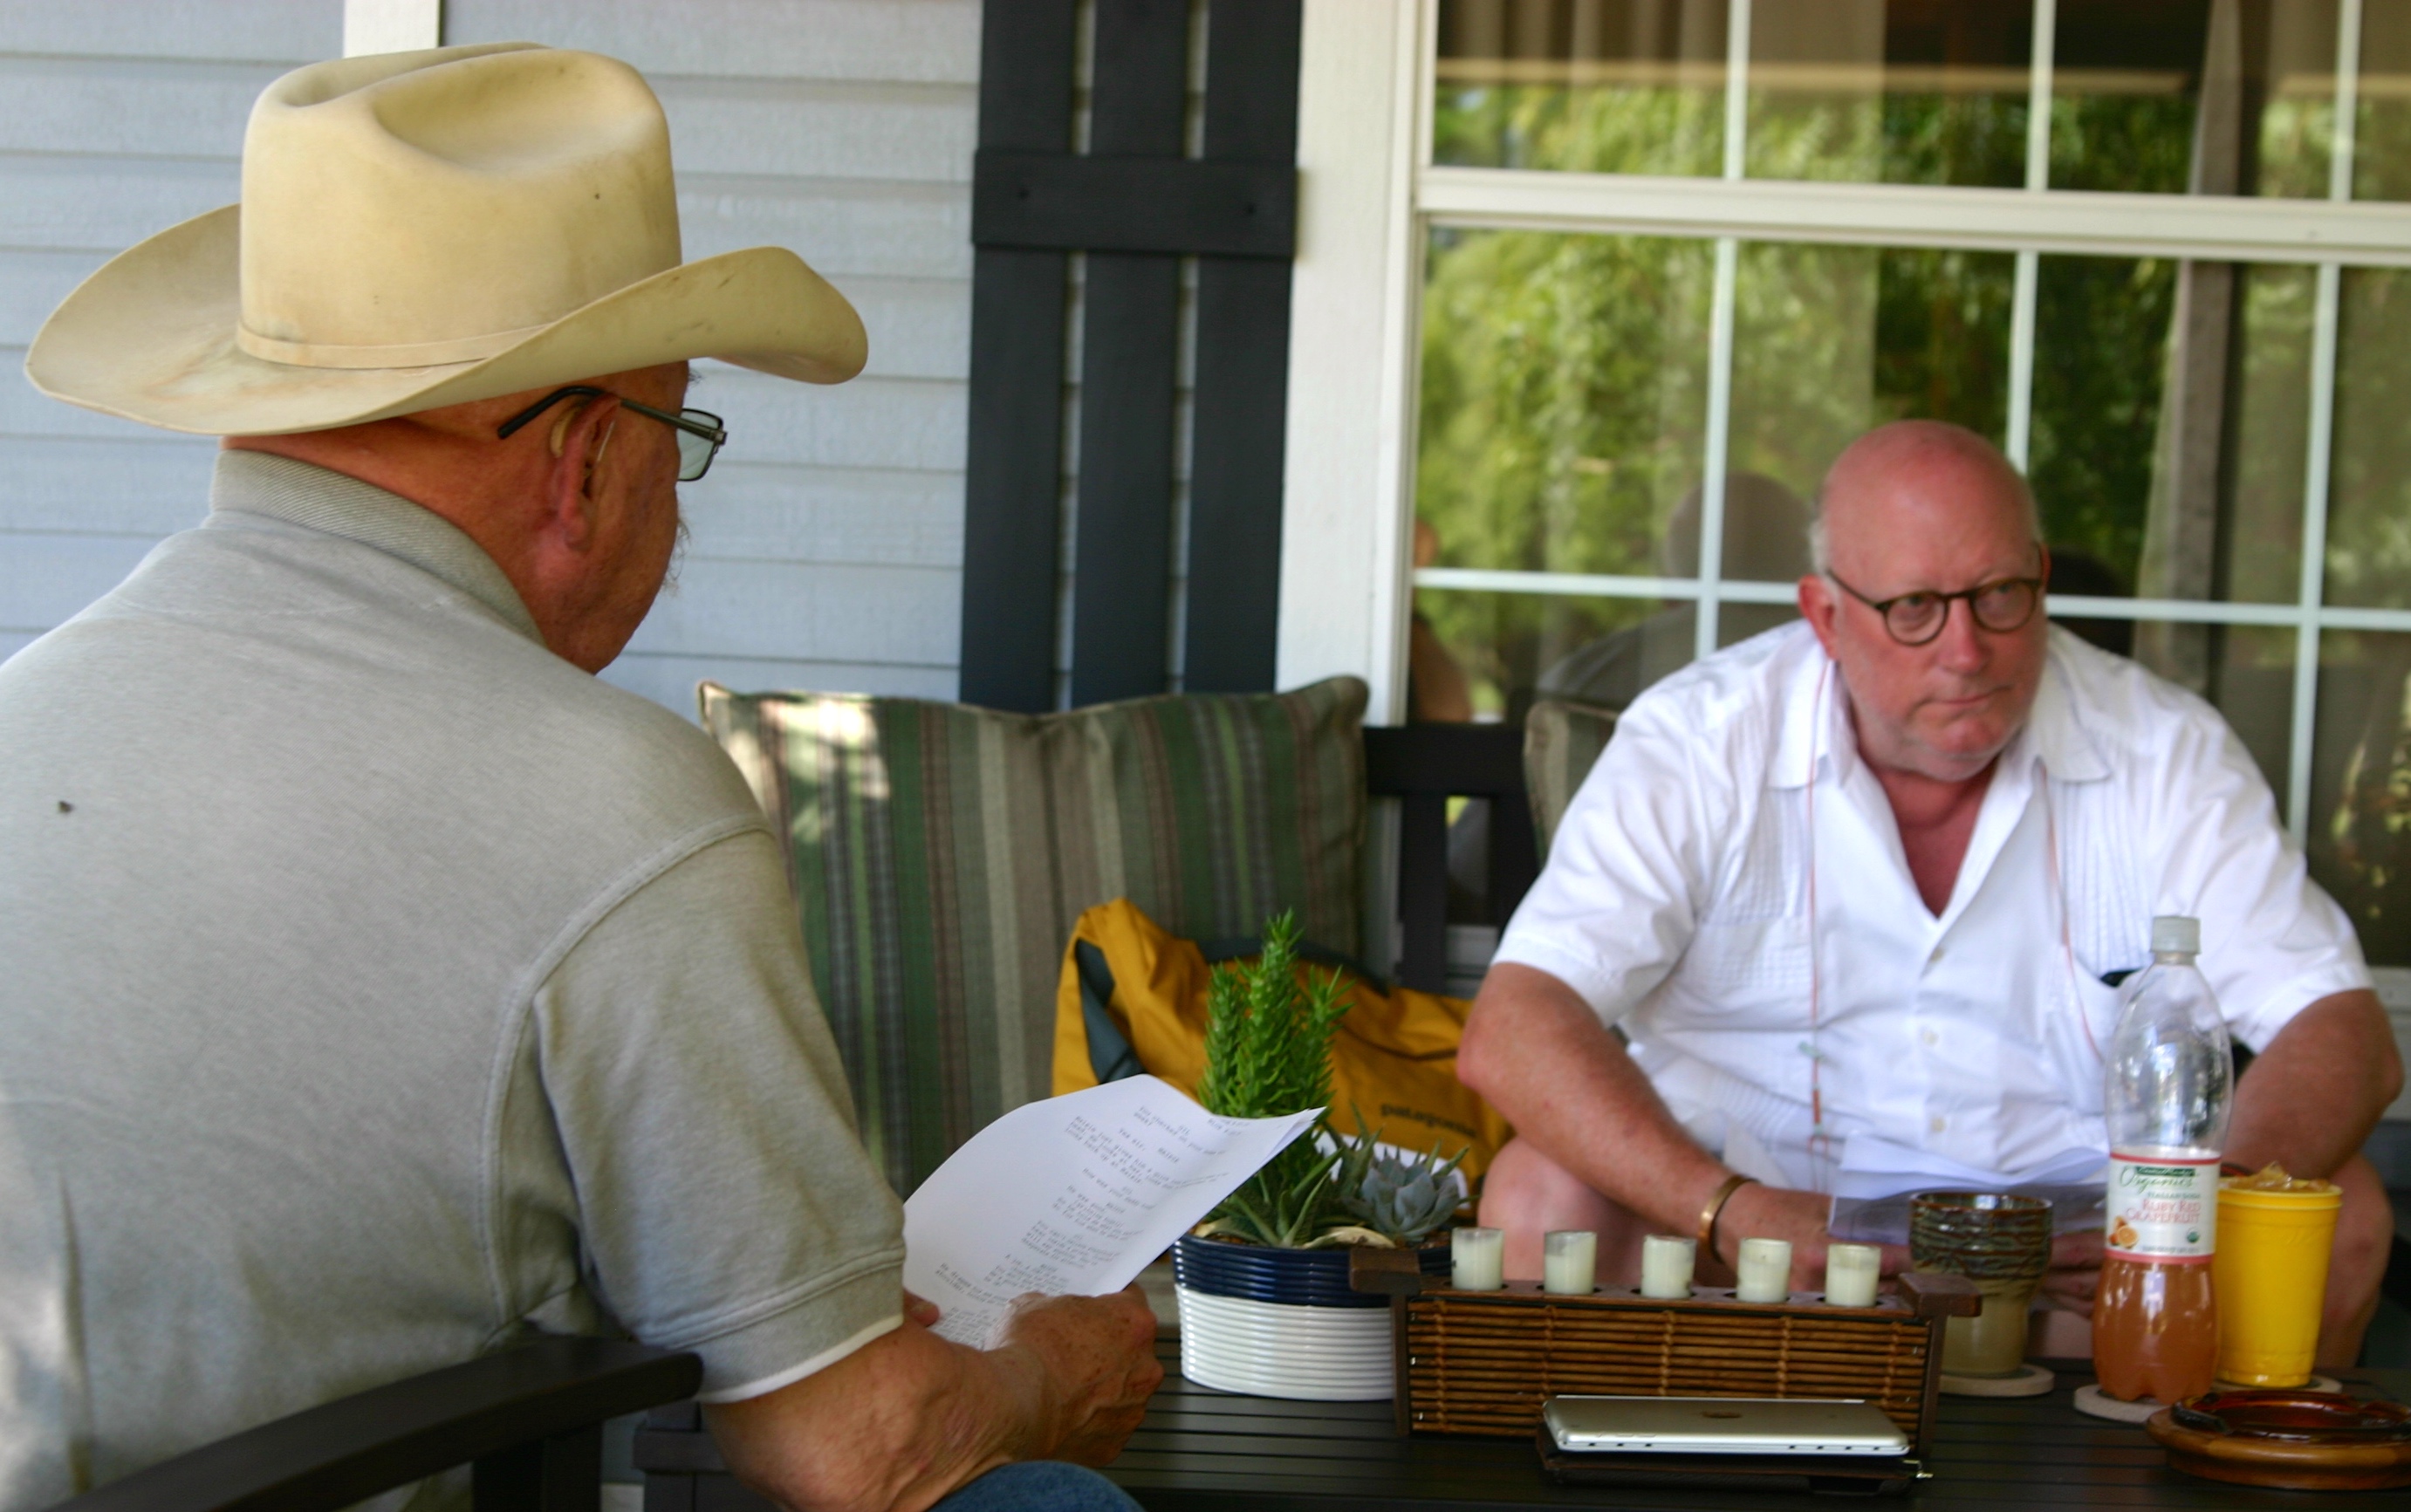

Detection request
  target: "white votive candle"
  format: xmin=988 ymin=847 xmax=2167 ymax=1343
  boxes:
xmin=1735 ymin=1237 xmax=1792 ymax=1303
xmin=1824 ymin=1243 xmax=1880 ymax=1308
xmin=1451 ymin=1226 xmax=1504 ymax=1291
xmin=1543 ymin=1230 xmax=1598 ymax=1295
xmin=1639 ymin=1235 xmax=1696 ymax=1299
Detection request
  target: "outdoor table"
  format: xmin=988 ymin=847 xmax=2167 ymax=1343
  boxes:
xmin=1106 ymin=1343 xmax=2411 ymax=1510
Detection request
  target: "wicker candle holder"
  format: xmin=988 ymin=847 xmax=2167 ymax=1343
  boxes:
xmin=1348 ymin=1249 xmax=1980 ymax=1457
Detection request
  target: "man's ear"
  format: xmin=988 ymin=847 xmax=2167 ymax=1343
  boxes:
xmin=543 ymin=395 xmax=620 ymax=551
xmin=1799 ymin=573 xmax=1841 ymax=660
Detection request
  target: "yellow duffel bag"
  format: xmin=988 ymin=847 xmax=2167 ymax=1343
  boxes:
xmin=1050 ymin=897 xmax=1511 ymax=1177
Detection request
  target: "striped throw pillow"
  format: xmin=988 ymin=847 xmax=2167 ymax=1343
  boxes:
xmin=698 ymin=677 xmax=1368 ymax=1194
xmin=1523 ymin=697 xmax=1620 ymax=851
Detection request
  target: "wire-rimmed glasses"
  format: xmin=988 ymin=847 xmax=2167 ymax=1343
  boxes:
xmin=497 ymin=385 xmax=728 ymax=482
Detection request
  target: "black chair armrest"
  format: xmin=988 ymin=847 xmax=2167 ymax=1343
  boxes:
xmin=1365 ymin=724 xmax=1538 ymax=993
xmin=49 ymin=1338 xmax=701 ymax=1512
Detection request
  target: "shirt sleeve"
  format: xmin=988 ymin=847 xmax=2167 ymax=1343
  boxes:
xmin=2143 ymin=692 xmax=2371 ymax=1050
xmin=1492 ymin=708 xmax=1722 ymax=1023
xmin=525 ymin=827 xmax=907 ymax=1401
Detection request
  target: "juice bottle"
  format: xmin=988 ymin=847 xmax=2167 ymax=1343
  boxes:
xmin=2093 ymin=915 xmax=2231 ymax=1403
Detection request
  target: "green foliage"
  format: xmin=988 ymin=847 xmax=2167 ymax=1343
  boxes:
xmin=1195 ymin=912 xmax=1354 ymax=1249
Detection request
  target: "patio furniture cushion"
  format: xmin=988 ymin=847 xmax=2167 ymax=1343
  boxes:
xmin=697 ymin=677 xmax=1368 ymax=1194
xmin=1522 ymin=698 xmax=1620 ymax=850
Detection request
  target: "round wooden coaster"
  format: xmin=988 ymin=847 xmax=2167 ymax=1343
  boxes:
xmin=2074 ymin=1383 xmax=2168 ymax=1423
xmin=1942 ymin=1361 xmax=2055 ymax=1398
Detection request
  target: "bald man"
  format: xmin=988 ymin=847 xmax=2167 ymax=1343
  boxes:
xmin=1459 ymin=421 xmax=2401 ymax=1366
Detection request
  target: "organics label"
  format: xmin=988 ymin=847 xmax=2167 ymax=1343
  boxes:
xmin=2104 ymin=1151 xmax=2218 ymax=1262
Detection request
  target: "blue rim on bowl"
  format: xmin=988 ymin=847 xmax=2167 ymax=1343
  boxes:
xmin=1172 ymin=1233 xmax=1450 ymax=1309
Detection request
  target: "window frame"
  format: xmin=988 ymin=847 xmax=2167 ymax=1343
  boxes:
xmin=1280 ymin=0 xmax=2411 ymax=843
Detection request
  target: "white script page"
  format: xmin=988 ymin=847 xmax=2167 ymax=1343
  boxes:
xmin=902 ymin=1075 xmax=1320 ymax=1348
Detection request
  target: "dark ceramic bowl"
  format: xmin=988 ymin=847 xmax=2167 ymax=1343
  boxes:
xmin=1172 ymin=1232 xmax=1450 ymax=1309
xmin=1908 ymin=1191 xmax=2052 ymax=1281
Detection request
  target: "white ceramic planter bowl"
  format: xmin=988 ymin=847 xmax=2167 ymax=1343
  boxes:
xmin=1174 ymin=1286 xmax=1395 ymax=1400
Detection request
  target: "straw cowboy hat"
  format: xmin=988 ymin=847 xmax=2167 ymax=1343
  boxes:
xmin=24 ymin=41 xmax=866 ymax=436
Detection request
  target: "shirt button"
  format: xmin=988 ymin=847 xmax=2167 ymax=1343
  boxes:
xmin=1921 ymin=1029 xmax=1939 ymax=1047
xmin=1929 ymin=1115 xmax=1947 ymax=1134
xmin=1928 ymin=945 xmax=1945 ymax=966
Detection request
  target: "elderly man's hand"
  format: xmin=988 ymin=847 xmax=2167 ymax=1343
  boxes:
xmin=1716 ymin=1183 xmax=1911 ymax=1290
xmin=997 ymin=1285 xmax=1163 ymax=1465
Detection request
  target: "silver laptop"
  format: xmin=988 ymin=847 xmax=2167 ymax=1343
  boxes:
xmin=1543 ymin=1396 xmax=1911 ymax=1457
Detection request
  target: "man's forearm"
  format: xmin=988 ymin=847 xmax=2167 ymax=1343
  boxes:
xmin=1459 ymin=962 xmax=1732 ymax=1235
xmin=705 ymin=1321 xmax=1038 ymax=1512
xmin=2227 ymin=989 xmax=2404 ymax=1177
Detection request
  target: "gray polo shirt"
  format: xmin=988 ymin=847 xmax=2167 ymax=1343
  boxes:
xmin=0 ymin=453 xmax=905 ymax=1510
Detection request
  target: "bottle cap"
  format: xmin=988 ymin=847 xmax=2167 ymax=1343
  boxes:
xmin=2151 ymin=915 xmax=2200 ymax=954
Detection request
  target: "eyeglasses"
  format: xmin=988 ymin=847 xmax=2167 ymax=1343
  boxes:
xmin=1825 ymin=568 xmax=2045 ymax=646
xmin=497 ymin=385 xmax=728 ymax=482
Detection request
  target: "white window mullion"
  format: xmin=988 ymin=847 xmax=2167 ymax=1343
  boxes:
xmin=2285 ymin=3 xmax=2362 ymax=838
xmin=1723 ymin=0 xmax=1752 ymax=182
xmin=2290 ymin=269 xmax=2341 ymax=841
xmin=2005 ymin=1 xmax=2053 ymax=469
xmin=1696 ymin=0 xmax=1752 ymax=661
xmin=1417 ymin=169 xmax=2411 ymax=268
xmin=1698 ymin=241 xmax=1739 ymax=661
xmin=2007 ymin=252 xmax=2038 ymax=470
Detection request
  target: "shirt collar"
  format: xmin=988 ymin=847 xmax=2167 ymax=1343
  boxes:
xmin=205 ymin=450 xmax=544 ymax=645
xmin=1770 ymin=642 xmax=1858 ymax=790
xmin=1770 ymin=630 xmax=2109 ymax=790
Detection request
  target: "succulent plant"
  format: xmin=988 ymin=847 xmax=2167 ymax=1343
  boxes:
xmin=1332 ymin=1112 xmax=1469 ymax=1245
xmin=1194 ymin=912 xmax=1353 ymax=1248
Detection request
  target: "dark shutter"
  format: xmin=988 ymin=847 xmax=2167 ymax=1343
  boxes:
xmin=961 ymin=0 xmax=1302 ymax=711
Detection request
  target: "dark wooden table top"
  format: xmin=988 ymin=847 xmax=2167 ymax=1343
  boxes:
xmin=1106 ymin=1344 xmax=2411 ymax=1511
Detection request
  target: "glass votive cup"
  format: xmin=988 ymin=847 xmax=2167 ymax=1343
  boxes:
xmin=1451 ymin=1226 xmax=1504 ymax=1290
xmin=1735 ymin=1236 xmax=1792 ymax=1303
xmin=1824 ymin=1242 xmax=1880 ymax=1308
xmin=1639 ymin=1235 xmax=1696 ymax=1299
xmin=1543 ymin=1229 xmax=1598 ymax=1295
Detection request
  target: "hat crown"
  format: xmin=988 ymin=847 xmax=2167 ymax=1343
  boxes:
xmin=237 ymin=44 xmax=682 ymax=368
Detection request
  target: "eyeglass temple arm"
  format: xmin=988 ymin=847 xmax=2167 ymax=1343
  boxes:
xmin=495 ymin=386 xmax=607 ymax=441
xmin=615 ymin=396 xmax=723 ymax=442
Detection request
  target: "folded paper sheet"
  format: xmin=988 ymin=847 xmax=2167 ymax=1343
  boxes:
xmin=902 ymin=1075 xmax=1321 ymax=1348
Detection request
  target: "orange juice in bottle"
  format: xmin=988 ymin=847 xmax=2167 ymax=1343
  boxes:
xmin=2092 ymin=918 xmax=2230 ymax=1402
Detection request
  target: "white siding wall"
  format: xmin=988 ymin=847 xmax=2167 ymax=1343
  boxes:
xmin=0 ymin=0 xmax=979 ymax=711
xmin=0 ymin=3 xmax=341 ymax=664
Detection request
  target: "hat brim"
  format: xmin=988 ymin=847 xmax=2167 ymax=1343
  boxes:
xmin=24 ymin=205 xmax=868 ymax=436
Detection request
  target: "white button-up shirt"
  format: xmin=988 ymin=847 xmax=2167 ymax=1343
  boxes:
xmin=1497 ymin=622 xmax=2369 ymax=1193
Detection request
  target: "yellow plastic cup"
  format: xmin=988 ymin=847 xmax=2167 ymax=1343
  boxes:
xmin=2212 ymin=1180 xmax=2343 ymax=1387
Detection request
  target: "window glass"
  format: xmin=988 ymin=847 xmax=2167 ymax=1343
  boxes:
xmin=2325 ymin=268 xmax=2411 ymax=608
xmin=1431 ymin=0 xmax=1729 ymax=176
xmin=2356 ymin=1 xmax=2411 ymax=202
xmin=2049 ymin=0 xmax=2338 ymax=197
xmin=1729 ymin=242 xmax=2015 ymax=509
xmin=1745 ymin=0 xmax=2033 ymax=187
xmin=1417 ymin=229 xmax=1714 ymax=580
xmin=2312 ymin=630 xmax=2411 ymax=964
xmin=2028 ymin=256 xmax=2312 ymax=632
xmin=1414 ymin=588 xmax=1661 ymax=723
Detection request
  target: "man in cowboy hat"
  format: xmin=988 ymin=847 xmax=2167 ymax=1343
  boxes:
xmin=0 ymin=44 xmax=1155 ymax=1512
